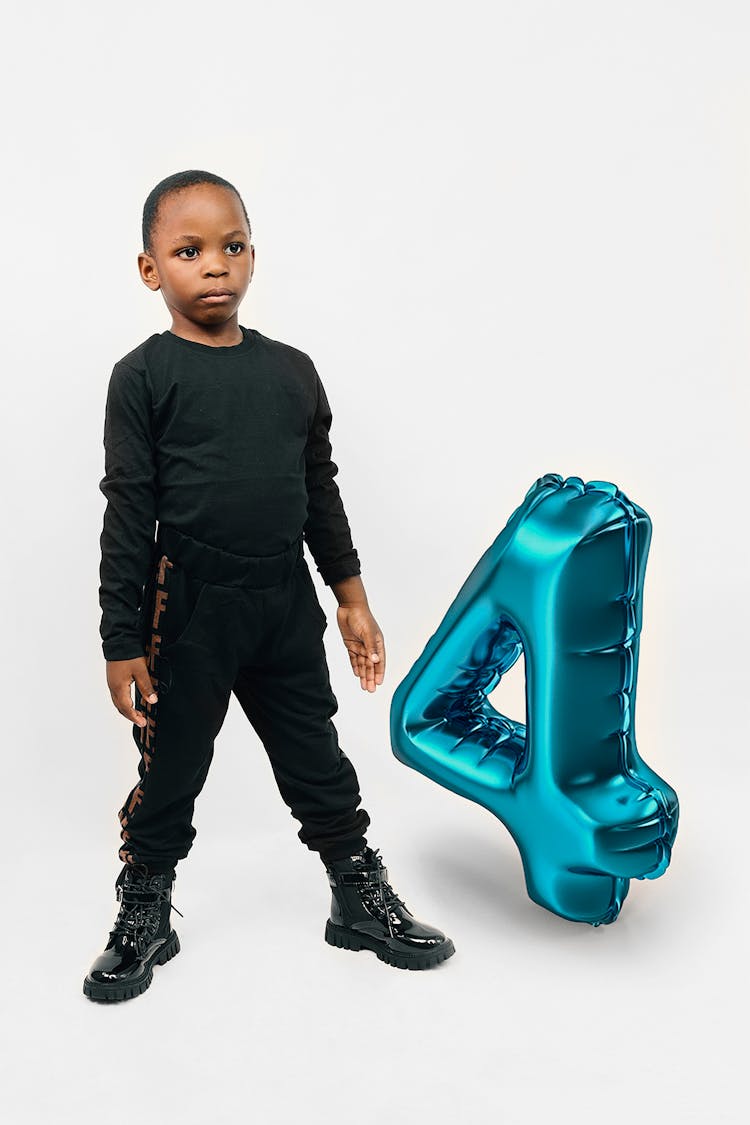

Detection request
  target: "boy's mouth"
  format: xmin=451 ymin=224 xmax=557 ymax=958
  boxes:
xmin=199 ymin=288 xmax=234 ymax=303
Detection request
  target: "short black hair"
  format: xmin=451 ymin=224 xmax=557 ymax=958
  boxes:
xmin=142 ymin=169 xmax=252 ymax=255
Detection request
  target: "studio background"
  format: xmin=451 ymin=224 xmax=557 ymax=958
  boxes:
xmin=2 ymin=1 xmax=746 ymax=1122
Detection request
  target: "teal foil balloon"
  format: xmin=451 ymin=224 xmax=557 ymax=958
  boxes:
xmin=390 ymin=473 xmax=678 ymax=925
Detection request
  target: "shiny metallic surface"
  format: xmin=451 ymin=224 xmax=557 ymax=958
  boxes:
xmin=390 ymin=473 xmax=679 ymax=926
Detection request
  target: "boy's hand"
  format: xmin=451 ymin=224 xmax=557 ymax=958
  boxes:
xmin=106 ymin=657 xmax=158 ymax=727
xmin=336 ymin=605 xmax=386 ymax=692
xmin=329 ymin=574 xmax=385 ymax=692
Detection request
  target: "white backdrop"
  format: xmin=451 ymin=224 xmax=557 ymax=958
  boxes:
xmin=2 ymin=1 xmax=747 ymax=1122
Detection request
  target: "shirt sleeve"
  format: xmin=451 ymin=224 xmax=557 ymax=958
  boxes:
xmin=303 ymin=365 xmax=361 ymax=586
xmin=98 ymin=360 xmax=158 ymax=661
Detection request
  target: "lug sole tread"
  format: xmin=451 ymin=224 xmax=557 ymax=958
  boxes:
xmin=83 ymin=931 xmax=180 ymax=1003
xmin=324 ymin=919 xmax=455 ymax=970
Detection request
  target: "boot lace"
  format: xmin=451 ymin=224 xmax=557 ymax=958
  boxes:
xmin=365 ymin=848 xmax=407 ymax=940
xmin=112 ymin=863 xmax=184 ymax=954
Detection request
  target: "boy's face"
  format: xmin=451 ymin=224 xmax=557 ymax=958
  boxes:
xmin=138 ymin=183 xmax=254 ymax=330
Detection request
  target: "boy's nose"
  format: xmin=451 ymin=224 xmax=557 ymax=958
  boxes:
xmin=202 ymin=255 xmax=229 ymax=276
xmin=204 ymin=258 xmax=228 ymax=273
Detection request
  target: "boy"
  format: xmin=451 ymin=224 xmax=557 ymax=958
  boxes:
xmin=83 ymin=170 xmax=455 ymax=1002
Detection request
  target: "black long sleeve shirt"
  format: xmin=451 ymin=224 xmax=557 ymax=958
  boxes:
xmin=98 ymin=325 xmax=361 ymax=661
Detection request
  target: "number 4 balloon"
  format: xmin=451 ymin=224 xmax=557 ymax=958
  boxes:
xmin=390 ymin=473 xmax=679 ymax=926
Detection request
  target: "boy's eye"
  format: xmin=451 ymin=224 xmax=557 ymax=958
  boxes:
xmin=176 ymin=243 xmax=244 ymax=259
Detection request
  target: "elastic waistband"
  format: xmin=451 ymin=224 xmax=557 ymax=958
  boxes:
xmin=156 ymin=525 xmax=303 ymax=589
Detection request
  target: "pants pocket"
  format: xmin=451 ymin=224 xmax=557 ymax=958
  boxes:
xmin=138 ymin=567 xmax=158 ymax=650
xmin=296 ymin=559 xmax=328 ymax=631
xmin=158 ymin=559 xmax=209 ymax=653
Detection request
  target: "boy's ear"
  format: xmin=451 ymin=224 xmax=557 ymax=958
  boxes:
xmin=137 ymin=251 xmax=161 ymax=292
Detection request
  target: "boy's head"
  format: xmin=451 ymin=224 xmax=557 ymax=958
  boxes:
xmin=138 ymin=170 xmax=254 ymax=332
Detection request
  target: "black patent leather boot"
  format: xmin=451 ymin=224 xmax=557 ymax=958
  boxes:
xmin=323 ymin=845 xmax=455 ymax=970
xmin=83 ymin=864 xmax=183 ymax=1003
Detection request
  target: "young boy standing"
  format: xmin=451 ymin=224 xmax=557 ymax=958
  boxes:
xmin=84 ymin=170 xmax=455 ymax=1002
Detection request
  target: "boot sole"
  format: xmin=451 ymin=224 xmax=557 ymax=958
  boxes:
xmin=325 ymin=920 xmax=455 ymax=970
xmin=83 ymin=930 xmax=180 ymax=1003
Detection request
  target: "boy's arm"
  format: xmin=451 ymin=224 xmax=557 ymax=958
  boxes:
xmin=303 ymin=365 xmax=362 ymax=591
xmin=98 ymin=360 xmax=158 ymax=661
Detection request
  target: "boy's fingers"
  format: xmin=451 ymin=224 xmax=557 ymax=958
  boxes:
xmin=356 ymin=649 xmax=375 ymax=692
xmin=135 ymin=670 xmax=158 ymax=706
xmin=113 ymin=686 xmax=148 ymax=727
xmin=344 ymin=626 xmax=385 ymax=691
xmin=362 ymin=631 xmax=385 ymax=685
xmin=345 ymin=637 xmax=385 ymax=690
xmin=352 ymin=651 xmax=367 ymax=689
xmin=370 ymin=632 xmax=385 ymax=680
xmin=107 ymin=659 xmax=158 ymax=728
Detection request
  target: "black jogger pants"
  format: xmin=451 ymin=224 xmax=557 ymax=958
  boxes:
xmin=117 ymin=524 xmax=371 ymax=871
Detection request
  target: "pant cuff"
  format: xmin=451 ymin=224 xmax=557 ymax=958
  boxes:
xmin=318 ymin=837 xmax=368 ymax=864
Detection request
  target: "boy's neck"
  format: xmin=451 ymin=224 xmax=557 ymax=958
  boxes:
xmin=168 ymin=312 xmax=244 ymax=348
